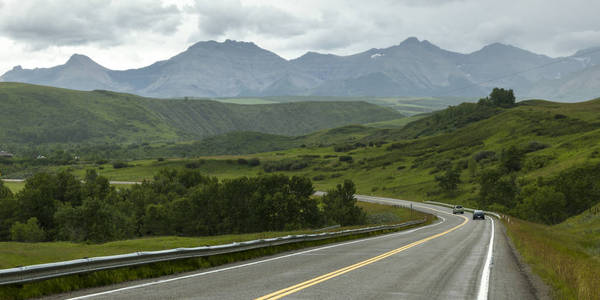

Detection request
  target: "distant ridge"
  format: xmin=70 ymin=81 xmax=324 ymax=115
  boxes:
xmin=0 ymin=82 xmax=402 ymax=144
xmin=2 ymin=38 xmax=600 ymax=101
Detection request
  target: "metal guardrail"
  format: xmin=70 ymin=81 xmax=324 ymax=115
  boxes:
xmin=0 ymin=219 xmax=426 ymax=285
xmin=423 ymin=201 xmax=502 ymax=219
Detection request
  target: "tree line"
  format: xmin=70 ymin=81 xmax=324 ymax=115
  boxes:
xmin=0 ymin=170 xmax=365 ymax=243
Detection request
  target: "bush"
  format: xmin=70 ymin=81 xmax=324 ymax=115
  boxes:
xmin=185 ymin=161 xmax=203 ymax=169
xmin=339 ymin=156 xmax=353 ymax=162
xmin=10 ymin=217 xmax=45 ymax=242
xmin=554 ymin=114 xmax=567 ymax=119
xmin=237 ymin=158 xmax=248 ymax=165
xmin=312 ymin=174 xmax=326 ymax=181
xmin=473 ymin=150 xmax=495 ymax=162
xmin=157 ymin=157 xmax=165 ymax=162
xmin=112 ymin=161 xmax=130 ymax=169
xmin=262 ymin=159 xmax=308 ymax=172
xmin=524 ymin=141 xmax=549 ymax=153
xmin=334 ymin=144 xmax=357 ymax=152
xmin=247 ymin=158 xmax=260 ymax=166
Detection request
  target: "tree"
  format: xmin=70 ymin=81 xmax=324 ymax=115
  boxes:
xmin=501 ymin=145 xmax=524 ymax=173
xmin=10 ymin=217 xmax=46 ymax=242
xmin=517 ymin=186 xmax=567 ymax=224
xmin=435 ymin=168 xmax=461 ymax=191
xmin=323 ymin=180 xmax=366 ymax=226
xmin=478 ymin=88 xmax=516 ymax=108
xmin=489 ymin=88 xmax=516 ymax=108
xmin=478 ymin=168 xmax=518 ymax=208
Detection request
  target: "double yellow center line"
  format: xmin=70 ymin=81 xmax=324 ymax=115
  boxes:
xmin=256 ymin=215 xmax=469 ymax=300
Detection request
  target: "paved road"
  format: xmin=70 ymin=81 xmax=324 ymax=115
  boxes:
xmin=57 ymin=195 xmax=537 ymax=300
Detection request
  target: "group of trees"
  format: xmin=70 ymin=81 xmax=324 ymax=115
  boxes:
xmin=472 ymin=143 xmax=600 ymax=224
xmin=478 ymin=88 xmax=516 ymax=108
xmin=0 ymin=170 xmax=365 ymax=243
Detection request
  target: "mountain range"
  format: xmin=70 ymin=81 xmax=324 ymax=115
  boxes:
xmin=2 ymin=38 xmax=599 ymax=101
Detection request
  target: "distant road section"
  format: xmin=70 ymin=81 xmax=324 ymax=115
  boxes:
xmin=60 ymin=196 xmax=537 ymax=300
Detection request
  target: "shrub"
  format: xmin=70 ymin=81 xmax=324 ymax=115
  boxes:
xmin=185 ymin=161 xmax=203 ymax=169
xmin=237 ymin=158 xmax=248 ymax=165
xmin=554 ymin=114 xmax=567 ymax=119
xmin=112 ymin=161 xmax=130 ymax=169
xmin=339 ymin=156 xmax=353 ymax=162
xmin=247 ymin=158 xmax=260 ymax=166
xmin=312 ymin=174 xmax=326 ymax=181
xmin=524 ymin=141 xmax=549 ymax=153
xmin=95 ymin=159 xmax=108 ymax=165
xmin=473 ymin=150 xmax=495 ymax=162
xmin=10 ymin=217 xmax=45 ymax=242
xmin=157 ymin=157 xmax=165 ymax=162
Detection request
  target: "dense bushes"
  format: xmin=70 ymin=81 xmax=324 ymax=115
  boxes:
xmin=262 ymin=159 xmax=308 ymax=172
xmin=322 ymin=180 xmax=366 ymax=226
xmin=0 ymin=170 xmax=366 ymax=243
xmin=473 ymin=145 xmax=600 ymax=224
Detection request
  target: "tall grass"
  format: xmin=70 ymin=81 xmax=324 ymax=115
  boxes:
xmin=504 ymin=217 xmax=600 ymax=299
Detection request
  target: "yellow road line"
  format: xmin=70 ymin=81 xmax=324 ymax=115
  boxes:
xmin=256 ymin=215 xmax=468 ymax=300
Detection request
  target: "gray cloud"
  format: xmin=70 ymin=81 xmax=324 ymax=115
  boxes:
xmin=0 ymin=0 xmax=181 ymax=49
xmin=191 ymin=0 xmax=312 ymax=38
xmin=1 ymin=0 xmax=600 ymax=74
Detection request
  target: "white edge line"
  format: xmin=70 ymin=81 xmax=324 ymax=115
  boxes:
xmin=67 ymin=215 xmax=446 ymax=299
xmin=477 ymin=217 xmax=495 ymax=300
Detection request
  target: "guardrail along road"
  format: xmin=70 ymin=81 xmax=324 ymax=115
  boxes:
xmin=59 ymin=195 xmax=537 ymax=300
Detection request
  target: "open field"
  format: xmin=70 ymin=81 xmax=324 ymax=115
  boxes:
xmin=2 ymin=181 xmax=24 ymax=193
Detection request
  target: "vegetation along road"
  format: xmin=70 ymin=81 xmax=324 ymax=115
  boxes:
xmin=58 ymin=196 xmax=537 ymax=300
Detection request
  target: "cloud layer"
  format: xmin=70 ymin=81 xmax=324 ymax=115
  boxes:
xmin=1 ymin=0 xmax=599 ymax=73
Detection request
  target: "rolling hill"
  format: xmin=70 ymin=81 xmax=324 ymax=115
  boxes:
xmin=0 ymin=83 xmax=402 ymax=145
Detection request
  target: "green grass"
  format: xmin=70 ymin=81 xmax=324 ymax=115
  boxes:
xmin=0 ymin=82 xmax=401 ymax=145
xmin=0 ymin=201 xmax=424 ymax=269
xmin=0 ymin=231 xmax=312 ymax=269
xmin=213 ymin=98 xmax=279 ymax=105
xmin=504 ymin=204 xmax=600 ymax=299
xmin=0 ymin=216 xmax=433 ymax=300
xmin=2 ymin=181 xmax=24 ymax=193
xmin=364 ymin=115 xmax=426 ymax=128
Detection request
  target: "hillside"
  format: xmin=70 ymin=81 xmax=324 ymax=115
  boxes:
xmin=3 ymin=38 xmax=600 ymax=100
xmin=0 ymin=83 xmax=401 ymax=145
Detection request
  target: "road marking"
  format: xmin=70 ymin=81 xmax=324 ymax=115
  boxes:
xmin=256 ymin=215 xmax=469 ymax=300
xmin=67 ymin=217 xmax=446 ymax=300
xmin=477 ymin=217 xmax=495 ymax=300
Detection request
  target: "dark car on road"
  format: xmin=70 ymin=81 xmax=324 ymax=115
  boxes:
xmin=473 ymin=210 xmax=485 ymax=220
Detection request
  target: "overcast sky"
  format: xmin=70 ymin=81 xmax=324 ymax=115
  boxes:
xmin=1 ymin=0 xmax=599 ymax=73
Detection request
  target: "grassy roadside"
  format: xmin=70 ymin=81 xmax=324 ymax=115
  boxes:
xmin=503 ymin=205 xmax=600 ymax=299
xmin=0 ymin=201 xmax=426 ymax=269
xmin=0 ymin=205 xmax=432 ymax=299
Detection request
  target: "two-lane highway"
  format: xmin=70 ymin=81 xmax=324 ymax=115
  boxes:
xmin=59 ymin=196 xmax=537 ymax=300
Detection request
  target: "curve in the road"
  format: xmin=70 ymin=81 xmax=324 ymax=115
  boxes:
xmin=66 ymin=214 xmax=448 ymax=300
xmin=256 ymin=214 xmax=469 ymax=300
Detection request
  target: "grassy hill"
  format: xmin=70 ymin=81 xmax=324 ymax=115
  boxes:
xmin=0 ymin=83 xmax=402 ymax=145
